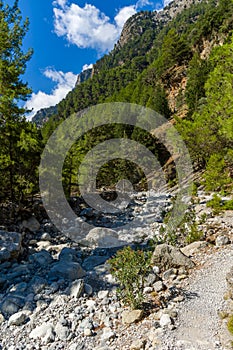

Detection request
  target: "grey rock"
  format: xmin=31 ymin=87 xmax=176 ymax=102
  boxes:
xmin=153 ymin=281 xmax=165 ymax=292
xmin=29 ymin=250 xmax=53 ymax=267
xmin=55 ymin=322 xmax=69 ymax=340
xmin=130 ymin=339 xmax=146 ymax=350
xmin=98 ymin=290 xmax=109 ymax=299
xmin=181 ymin=241 xmax=208 ymax=257
xmin=22 ymin=216 xmax=40 ymax=232
xmin=84 ymin=283 xmax=93 ymax=296
xmin=29 ymin=276 xmax=47 ymax=294
xmin=59 ymin=247 xmax=81 ymax=263
xmin=49 ymin=261 xmax=86 ymax=281
xmin=159 ymin=313 xmax=172 ymax=327
xmin=122 ymin=309 xmax=144 ymax=324
xmin=163 ymin=268 xmax=177 ymax=280
xmin=84 ymin=227 xmax=124 ymax=248
xmin=29 ymin=322 xmax=55 ymax=342
xmin=215 ymin=235 xmax=230 ymax=247
xmin=68 ymin=279 xmax=84 ymax=298
xmin=82 ymin=255 xmax=108 ymax=270
xmin=1 ymin=296 xmax=25 ymax=317
xmin=8 ymin=311 xmax=27 ymax=326
xmin=151 ymin=244 xmax=195 ymax=271
xmin=101 ymin=327 xmax=116 ymax=341
xmin=0 ymin=231 xmax=22 ymax=262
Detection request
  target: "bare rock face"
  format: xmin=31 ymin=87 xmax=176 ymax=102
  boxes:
xmin=151 ymin=243 xmax=195 ymax=272
xmin=0 ymin=231 xmax=22 ymax=262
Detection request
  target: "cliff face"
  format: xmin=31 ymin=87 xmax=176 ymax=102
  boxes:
xmin=75 ymin=68 xmax=93 ymax=86
xmin=117 ymin=0 xmax=204 ymax=49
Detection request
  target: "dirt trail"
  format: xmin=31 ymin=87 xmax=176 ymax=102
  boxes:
xmin=160 ymin=246 xmax=233 ymax=350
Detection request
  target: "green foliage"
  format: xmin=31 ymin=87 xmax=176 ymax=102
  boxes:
xmin=108 ymin=246 xmax=152 ymax=309
xmin=207 ymin=194 xmax=233 ymax=214
xmin=0 ymin=0 xmax=41 ymax=203
xmin=227 ymin=314 xmax=233 ymax=335
xmin=160 ymin=204 xmax=204 ymax=245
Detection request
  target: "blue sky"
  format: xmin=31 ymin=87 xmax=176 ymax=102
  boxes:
xmin=7 ymin=0 xmax=171 ymax=117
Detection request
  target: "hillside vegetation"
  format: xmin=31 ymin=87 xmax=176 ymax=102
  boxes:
xmin=0 ymin=0 xmax=232 ymax=204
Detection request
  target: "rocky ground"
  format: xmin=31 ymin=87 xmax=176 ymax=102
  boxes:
xmin=0 ymin=191 xmax=232 ymax=350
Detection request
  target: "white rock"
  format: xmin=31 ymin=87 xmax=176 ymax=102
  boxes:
xmin=84 ymin=328 xmax=92 ymax=336
xmin=159 ymin=313 xmax=172 ymax=327
xmin=84 ymin=228 xmax=125 ymax=248
xmin=216 ymin=235 xmax=230 ymax=247
xmin=98 ymin=290 xmax=109 ymax=299
xmin=8 ymin=311 xmax=27 ymax=326
xmin=101 ymin=327 xmax=116 ymax=341
xmin=29 ymin=322 xmax=54 ymax=341
xmin=69 ymin=279 xmax=84 ymax=298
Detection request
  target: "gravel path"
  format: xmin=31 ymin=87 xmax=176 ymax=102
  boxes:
xmin=160 ymin=245 xmax=233 ymax=350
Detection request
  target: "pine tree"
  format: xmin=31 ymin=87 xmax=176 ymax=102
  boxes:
xmin=0 ymin=1 xmax=40 ymax=202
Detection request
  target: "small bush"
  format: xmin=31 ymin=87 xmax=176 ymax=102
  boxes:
xmin=207 ymin=195 xmax=233 ymax=214
xmin=108 ymin=246 xmax=152 ymax=310
xmin=227 ymin=314 xmax=233 ymax=335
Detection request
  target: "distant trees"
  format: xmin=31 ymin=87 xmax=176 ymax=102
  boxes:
xmin=0 ymin=0 xmax=41 ymax=202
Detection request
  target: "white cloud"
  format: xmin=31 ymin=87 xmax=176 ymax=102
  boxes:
xmin=114 ymin=6 xmax=137 ymax=28
xmin=135 ymin=0 xmax=153 ymax=10
xmin=82 ymin=63 xmax=93 ymax=72
xmin=25 ymin=68 xmax=77 ymax=119
xmin=163 ymin=0 xmax=173 ymax=6
xmin=53 ymin=1 xmax=137 ymax=53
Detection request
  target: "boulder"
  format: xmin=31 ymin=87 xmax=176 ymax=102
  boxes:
xmin=181 ymin=241 xmax=208 ymax=257
xmin=83 ymin=227 xmax=124 ymax=248
xmin=0 ymin=231 xmax=22 ymax=262
xmin=22 ymin=216 xmax=40 ymax=232
xmin=29 ymin=250 xmax=53 ymax=267
xmin=49 ymin=261 xmax=86 ymax=281
xmin=151 ymin=244 xmax=195 ymax=272
xmin=8 ymin=311 xmax=28 ymax=326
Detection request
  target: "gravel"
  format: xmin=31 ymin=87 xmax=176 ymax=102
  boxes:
xmin=158 ymin=245 xmax=233 ymax=350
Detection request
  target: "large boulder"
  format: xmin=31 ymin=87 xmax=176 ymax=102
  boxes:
xmin=83 ymin=227 xmax=125 ymax=248
xmin=151 ymin=244 xmax=195 ymax=272
xmin=48 ymin=261 xmax=86 ymax=281
xmin=0 ymin=231 xmax=22 ymax=262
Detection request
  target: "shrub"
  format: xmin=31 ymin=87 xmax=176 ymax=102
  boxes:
xmin=227 ymin=314 xmax=233 ymax=335
xmin=108 ymin=246 xmax=152 ymax=310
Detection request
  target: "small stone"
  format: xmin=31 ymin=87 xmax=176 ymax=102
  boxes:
xmin=144 ymin=286 xmax=153 ymax=293
xmin=130 ymin=339 xmax=146 ymax=350
xmin=215 ymin=235 xmax=230 ymax=247
xmin=98 ymin=290 xmax=109 ymax=299
xmin=8 ymin=311 xmax=27 ymax=326
xmin=55 ymin=323 xmax=69 ymax=340
xmin=159 ymin=314 xmax=172 ymax=327
xmin=84 ymin=328 xmax=92 ymax=337
xmin=0 ymin=313 xmax=5 ymax=325
xmin=30 ymin=323 xmax=55 ymax=344
xmin=69 ymin=279 xmax=84 ymax=298
xmin=101 ymin=327 xmax=116 ymax=341
xmin=163 ymin=268 xmax=177 ymax=280
xmin=153 ymin=281 xmax=165 ymax=292
xmin=41 ymin=232 xmax=51 ymax=241
xmin=84 ymin=283 xmax=93 ymax=295
xmin=122 ymin=309 xmax=144 ymax=324
xmin=86 ymin=300 xmax=96 ymax=308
